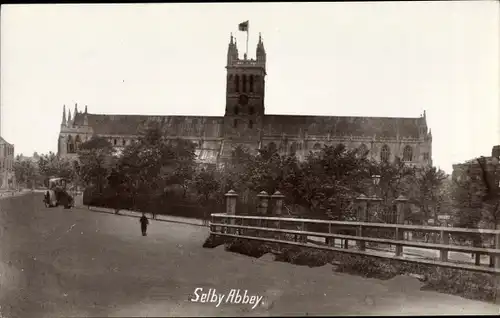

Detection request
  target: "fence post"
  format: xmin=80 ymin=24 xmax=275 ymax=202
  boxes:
xmin=355 ymin=194 xmax=368 ymax=251
xmin=225 ymin=190 xmax=238 ymax=235
xmin=257 ymin=191 xmax=269 ymax=216
xmin=439 ymin=230 xmax=449 ymax=262
xmin=394 ymin=195 xmax=408 ymax=256
xmin=495 ymin=232 xmax=500 ymax=304
xmin=271 ymin=191 xmax=285 ymax=241
xmin=271 ymin=191 xmax=285 ymax=216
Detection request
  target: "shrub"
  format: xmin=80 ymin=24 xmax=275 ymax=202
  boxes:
xmin=334 ymin=254 xmax=399 ymax=280
xmin=225 ymin=239 xmax=272 ymax=258
xmin=202 ymin=234 xmax=228 ymax=249
xmin=421 ymin=267 xmax=496 ymax=302
xmin=275 ymin=246 xmax=334 ymax=267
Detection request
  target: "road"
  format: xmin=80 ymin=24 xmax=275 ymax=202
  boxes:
xmin=0 ymin=193 xmax=498 ymax=317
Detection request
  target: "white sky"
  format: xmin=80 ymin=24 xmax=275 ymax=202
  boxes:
xmin=1 ymin=2 xmax=499 ymax=173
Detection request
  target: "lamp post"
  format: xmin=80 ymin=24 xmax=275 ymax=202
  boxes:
xmin=354 ymin=175 xmax=383 ymax=250
xmin=368 ymin=174 xmax=383 ymax=222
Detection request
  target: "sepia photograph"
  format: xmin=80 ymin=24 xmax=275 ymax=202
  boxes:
xmin=0 ymin=2 xmax=499 ymax=317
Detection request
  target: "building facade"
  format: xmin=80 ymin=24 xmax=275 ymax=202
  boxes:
xmin=452 ymin=145 xmax=500 ymax=207
xmin=57 ymin=33 xmax=433 ymax=168
xmin=0 ymin=137 xmax=15 ymax=189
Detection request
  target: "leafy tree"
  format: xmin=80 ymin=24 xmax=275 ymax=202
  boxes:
xmin=77 ymin=136 xmax=115 ymax=193
xmin=13 ymin=156 xmax=38 ymax=188
xmin=376 ymin=157 xmax=416 ymax=208
xmin=414 ymin=166 xmax=447 ymax=224
xmin=117 ymin=123 xmax=197 ymax=203
xmin=38 ymin=152 xmax=75 ymax=182
xmin=192 ymin=168 xmax=220 ymax=203
xmin=294 ymin=144 xmax=372 ymax=220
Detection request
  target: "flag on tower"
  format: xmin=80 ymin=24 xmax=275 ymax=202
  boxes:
xmin=238 ymin=20 xmax=249 ymax=32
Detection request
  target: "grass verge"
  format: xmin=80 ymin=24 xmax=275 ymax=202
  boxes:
xmin=202 ymin=235 xmax=498 ymax=303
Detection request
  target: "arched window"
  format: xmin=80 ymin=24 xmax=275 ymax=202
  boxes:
xmin=313 ymin=143 xmax=322 ymax=150
xmin=403 ymin=145 xmax=413 ymax=162
xmin=122 ymin=139 xmax=126 ymax=146
xmin=242 ymin=75 xmax=247 ymax=93
xmin=249 ymin=75 xmax=254 ymax=93
xmin=75 ymin=135 xmax=82 ymax=151
xmin=234 ymin=105 xmax=239 ymax=115
xmin=248 ymin=120 xmax=253 ymax=129
xmin=67 ymin=135 xmax=74 ymax=153
xmin=233 ymin=119 xmax=238 ymax=128
xmin=234 ymin=75 xmax=240 ymax=93
xmin=249 ymin=106 xmax=255 ymax=115
xmin=268 ymin=142 xmax=277 ymax=153
xmin=114 ymin=139 xmax=117 ymax=146
xmin=380 ymin=145 xmax=390 ymax=162
xmin=358 ymin=144 xmax=368 ymax=157
xmin=289 ymin=142 xmax=298 ymax=155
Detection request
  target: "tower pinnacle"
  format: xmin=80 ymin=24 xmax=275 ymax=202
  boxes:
xmin=61 ymin=105 xmax=66 ymax=126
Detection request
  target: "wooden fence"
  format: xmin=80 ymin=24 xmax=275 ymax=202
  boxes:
xmin=209 ymin=213 xmax=500 ymax=274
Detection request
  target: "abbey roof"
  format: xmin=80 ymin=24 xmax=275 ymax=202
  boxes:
xmin=72 ymin=112 xmax=424 ymax=139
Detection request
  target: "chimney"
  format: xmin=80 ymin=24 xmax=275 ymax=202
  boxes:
xmin=492 ymin=145 xmax=500 ymax=158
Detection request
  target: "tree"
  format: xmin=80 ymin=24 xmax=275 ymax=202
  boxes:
xmin=415 ymin=166 xmax=447 ymax=224
xmin=38 ymin=152 xmax=75 ymax=183
xmin=294 ymin=144 xmax=372 ymax=220
xmin=193 ymin=168 xmax=220 ymax=203
xmin=77 ymin=136 xmax=115 ymax=193
xmin=13 ymin=156 xmax=38 ymax=188
xmin=118 ymin=123 xmax=197 ymax=204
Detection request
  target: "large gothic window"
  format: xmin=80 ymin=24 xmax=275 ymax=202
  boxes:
xmin=242 ymin=75 xmax=247 ymax=93
xmin=75 ymin=135 xmax=82 ymax=151
xmin=267 ymin=142 xmax=277 ymax=153
xmin=249 ymin=75 xmax=254 ymax=93
xmin=249 ymin=106 xmax=255 ymax=115
xmin=234 ymin=105 xmax=239 ymax=115
xmin=234 ymin=75 xmax=240 ymax=93
xmin=380 ymin=144 xmax=390 ymax=162
xmin=358 ymin=144 xmax=368 ymax=157
xmin=403 ymin=145 xmax=413 ymax=162
xmin=289 ymin=142 xmax=298 ymax=155
xmin=67 ymin=135 xmax=75 ymax=153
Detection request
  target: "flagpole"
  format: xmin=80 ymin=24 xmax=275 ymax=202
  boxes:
xmin=245 ymin=29 xmax=249 ymax=59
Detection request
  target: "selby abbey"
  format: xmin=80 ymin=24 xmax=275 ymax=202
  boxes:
xmin=57 ymin=33 xmax=432 ymax=168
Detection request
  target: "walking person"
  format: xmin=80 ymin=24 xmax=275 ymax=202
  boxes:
xmin=140 ymin=213 xmax=149 ymax=236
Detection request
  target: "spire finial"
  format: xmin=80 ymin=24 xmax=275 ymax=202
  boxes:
xmin=85 ymin=105 xmax=88 ymax=114
xmin=259 ymin=32 xmax=262 ymax=43
xmin=62 ymin=105 xmax=67 ymax=125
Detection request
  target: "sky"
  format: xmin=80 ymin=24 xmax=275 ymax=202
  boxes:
xmin=1 ymin=2 xmax=499 ymax=173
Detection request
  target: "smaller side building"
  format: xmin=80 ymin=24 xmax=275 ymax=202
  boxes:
xmin=452 ymin=145 xmax=500 ymax=207
xmin=0 ymin=137 xmax=15 ymax=190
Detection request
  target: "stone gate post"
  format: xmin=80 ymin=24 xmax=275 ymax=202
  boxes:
xmin=257 ymin=191 xmax=269 ymax=215
xmin=394 ymin=195 xmax=409 ymax=256
xmin=225 ymin=190 xmax=238 ymax=234
xmin=355 ymin=194 xmax=368 ymax=250
xmin=271 ymin=191 xmax=285 ymax=216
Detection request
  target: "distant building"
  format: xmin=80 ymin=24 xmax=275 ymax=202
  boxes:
xmin=57 ymin=32 xmax=433 ymax=168
xmin=452 ymin=145 xmax=500 ymax=207
xmin=0 ymin=137 xmax=15 ymax=189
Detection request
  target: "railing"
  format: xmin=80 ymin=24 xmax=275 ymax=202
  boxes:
xmin=209 ymin=213 xmax=500 ymax=274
